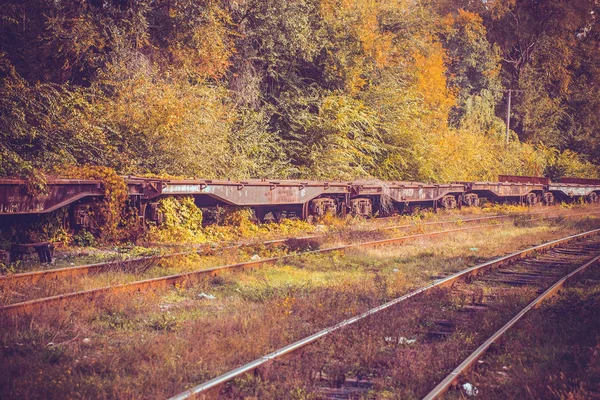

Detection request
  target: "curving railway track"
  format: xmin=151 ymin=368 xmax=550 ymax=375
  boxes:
xmin=3 ymin=207 xmax=596 ymax=295
xmin=2 ymin=212 xmax=600 ymax=399
xmin=423 ymin=250 xmax=600 ymax=399
xmin=169 ymin=230 xmax=600 ymax=399
xmin=0 ymin=213 xmax=507 ymax=286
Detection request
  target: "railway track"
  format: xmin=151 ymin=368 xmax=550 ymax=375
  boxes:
xmin=3 ymin=207 xmax=595 ymax=287
xmin=423 ymin=249 xmax=600 ymax=399
xmin=168 ymin=229 xmax=600 ymax=400
xmin=0 ymin=221 xmax=506 ymax=316
xmin=0 ymin=213 xmax=506 ymax=286
xmin=1 ymin=209 xmax=597 ymax=316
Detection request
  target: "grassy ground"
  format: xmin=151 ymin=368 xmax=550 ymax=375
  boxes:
xmin=217 ymin=232 xmax=600 ymax=399
xmin=0 ymin=216 xmax=599 ymax=398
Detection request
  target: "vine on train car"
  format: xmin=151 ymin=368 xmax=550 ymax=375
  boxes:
xmin=55 ymin=166 xmax=130 ymax=242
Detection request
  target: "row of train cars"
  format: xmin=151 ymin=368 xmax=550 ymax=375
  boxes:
xmin=1 ymin=175 xmax=600 ymax=230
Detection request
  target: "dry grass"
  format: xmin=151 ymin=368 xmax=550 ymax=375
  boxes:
xmin=1 ymin=216 xmax=600 ymax=398
xmin=218 ymin=238 xmax=599 ymax=399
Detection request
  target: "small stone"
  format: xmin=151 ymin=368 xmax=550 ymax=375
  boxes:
xmin=82 ymin=338 xmax=91 ymax=345
xmin=398 ymin=337 xmax=417 ymax=345
xmin=462 ymin=383 xmax=479 ymax=396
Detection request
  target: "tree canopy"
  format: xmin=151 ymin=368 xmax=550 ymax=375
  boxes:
xmin=1 ymin=0 xmax=598 ymax=181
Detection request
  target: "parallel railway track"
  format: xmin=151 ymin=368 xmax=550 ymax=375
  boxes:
xmin=423 ymin=248 xmax=600 ymax=399
xmin=168 ymin=229 xmax=600 ymax=400
xmin=2 ymin=210 xmax=598 ymax=317
xmin=3 ymin=207 xmax=596 ymax=287
xmin=0 ymin=222 xmax=505 ymax=316
xmin=0 ymin=214 xmax=507 ymax=286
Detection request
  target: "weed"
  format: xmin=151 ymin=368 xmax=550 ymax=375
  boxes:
xmin=73 ymin=229 xmax=97 ymax=247
xmin=148 ymin=313 xmax=179 ymax=332
xmin=42 ymin=345 xmax=67 ymax=365
xmin=3 ymin=216 xmax=600 ymax=398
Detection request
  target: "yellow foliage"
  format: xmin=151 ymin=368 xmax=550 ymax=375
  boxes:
xmin=55 ymin=165 xmax=128 ymax=241
xmin=411 ymin=39 xmax=456 ymax=115
xmin=96 ymin=61 xmax=238 ymax=177
xmin=145 ymin=197 xmax=206 ymax=244
xmin=170 ymin=3 xmax=236 ymax=80
xmin=320 ymin=0 xmax=401 ymax=94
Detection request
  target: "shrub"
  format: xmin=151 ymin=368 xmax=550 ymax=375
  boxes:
xmin=73 ymin=230 xmax=96 ymax=247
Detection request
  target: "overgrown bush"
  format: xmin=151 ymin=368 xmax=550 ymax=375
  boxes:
xmin=73 ymin=230 xmax=96 ymax=247
xmin=56 ymin=166 xmax=128 ymax=241
xmin=145 ymin=197 xmax=206 ymax=244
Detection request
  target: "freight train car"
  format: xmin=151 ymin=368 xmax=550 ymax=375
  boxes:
xmin=1 ymin=176 xmax=599 ymax=231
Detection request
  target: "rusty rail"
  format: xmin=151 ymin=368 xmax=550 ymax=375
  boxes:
xmin=422 ymin=254 xmax=600 ymax=400
xmin=4 ymin=208 xmax=595 ymax=287
xmin=0 ymin=214 xmax=509 ymax=286
xmin=0 ymin=222 xmax=507 ymax=317
xmin=168 ymin=228 xmax=600 ymax=400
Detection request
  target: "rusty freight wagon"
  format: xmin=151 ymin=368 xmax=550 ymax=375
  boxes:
xmin=1 ymin=176 xmax=600 ymax=232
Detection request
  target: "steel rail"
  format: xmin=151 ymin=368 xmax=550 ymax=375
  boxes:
xmin=422 ymin=254 xmax=600 ymax=400
xmin=167 ymin=228 xmax=600 ymax=400
xmin=0 ymin=222 xmax=508 ymax=316
xmin=0 ymin=214 xmax=509 ymax=286
xmin=3 ymin=208 xmax=596 ymax=287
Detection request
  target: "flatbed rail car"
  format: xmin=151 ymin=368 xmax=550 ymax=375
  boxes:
xmin=1 ymin=176 xmax=600 ymax=228
xmin=161 ymin=179 xmax=352 ymax=221
xmin=352 ymin=181 xmax=466 ymax=212
xmin=499 ymin=175 xmax=600 ymax=204
xmin=0 ymin=179 xmax=104 ymax=215
xmin=462 ymin=181 xmax=548 ymax=206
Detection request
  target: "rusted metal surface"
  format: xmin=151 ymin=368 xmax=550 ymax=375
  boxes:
xmin=497 ymin=175 xmax=550 ymax=185
xmin=464 ymin=181 xmax=545 ymax=198
xmin=349 ymin=198 xmax=372 ymax=215
xmin=162 ymin=179 xmax=350 ymax=206
xmin=0 ymin=178 xmax=165 ymax=216
xmin=310 ymin=198 xmax=337 ymax=217
xmin=423 ymin=254 xmax=600 ymax=400
xmin=559 ymin=177 xmax=600 ymax=185
xmin=0 ymin=223 xmax=505 ymax=317
xmin=0 ymin=179 xmax=102 ymax=215
xmin=167 ymin=229 xmax=600 ymax=400
xmin=353 ymin=182 xmax=466 ymax=203
xmin=9 ymin=242 xmax=53 ymax=263
xmin=2 ymin=175 xmax=600 ymax=218
xmin=548 ymin=183 xmax=600 ymax=198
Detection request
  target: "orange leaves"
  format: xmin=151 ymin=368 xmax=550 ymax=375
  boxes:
xmin=351 ymin=0 xmax=394 ymax=68
xmin=179 ymin=4 xmax=236 ymax=80
xmin=320 ymin=0 xmax=398 ymax=94
xmin=164 ymin=1 xmax=236 ymax=81
xmin=411 ymin=40 xmax=455 ymax=115
xmin=444 ymin=9 xmax=486 ymax=39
